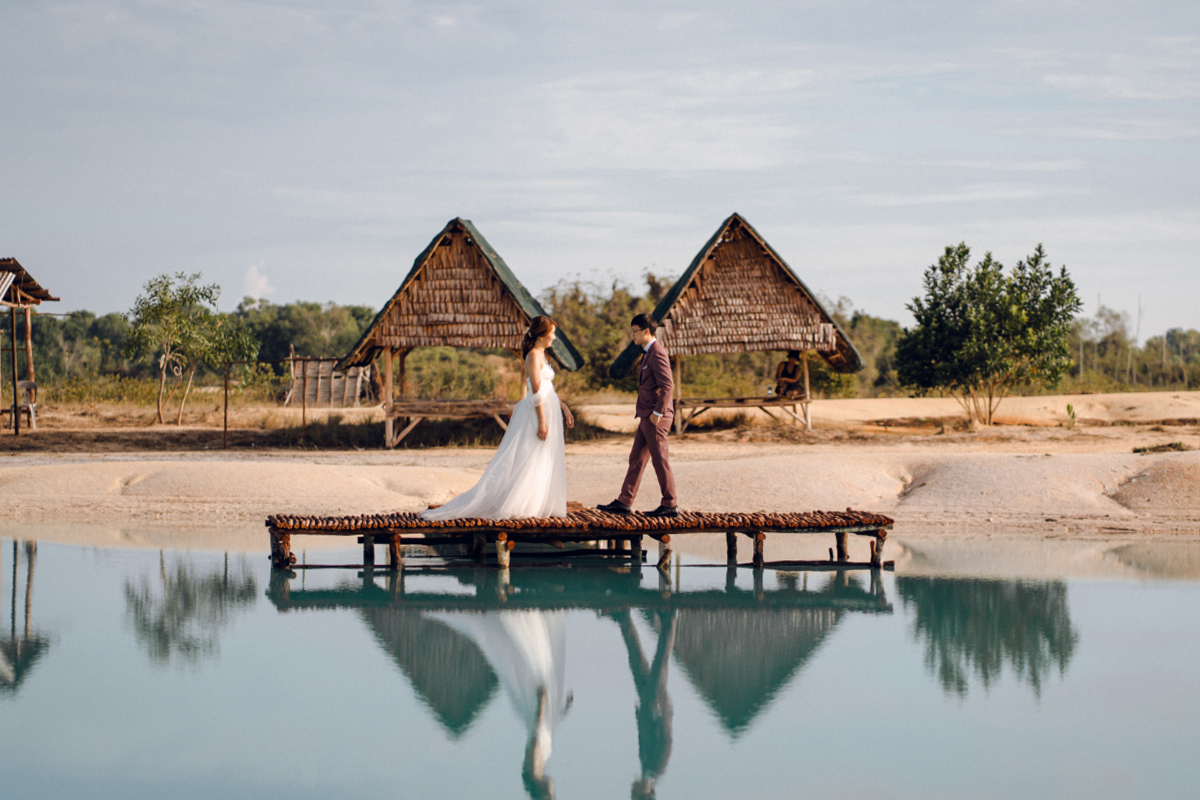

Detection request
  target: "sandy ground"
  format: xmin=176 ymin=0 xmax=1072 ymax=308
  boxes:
xmin=1 ymin=391 xmax=1197 ymax=565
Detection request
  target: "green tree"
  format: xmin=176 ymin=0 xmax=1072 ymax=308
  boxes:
xmin=896 ymin=243 xmax=1081 ymax=424
xmin=125 ymin=273 xmax=258 ymax=424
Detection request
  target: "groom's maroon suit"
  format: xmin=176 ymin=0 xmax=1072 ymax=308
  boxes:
xmin=617 ymin=339 xmax=678 ymax=509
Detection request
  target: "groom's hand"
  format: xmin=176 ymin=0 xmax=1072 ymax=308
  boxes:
xmin=651 ymin=411 xmax=663 ymax=421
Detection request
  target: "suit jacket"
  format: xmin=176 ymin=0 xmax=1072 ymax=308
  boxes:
xmin=635 ymin=339 xmax=674 ymax=419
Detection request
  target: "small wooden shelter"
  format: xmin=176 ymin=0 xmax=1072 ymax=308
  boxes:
xmin=338 ymin=218 xmax=583 ymax=447
xmin=608 ymin=213 xmax=862 ymax=432
xmin=1 ymin=258 xmax=59 ymax=434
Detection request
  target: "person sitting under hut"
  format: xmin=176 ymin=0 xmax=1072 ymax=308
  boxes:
xmin=775 ymin=350 xmax=804 ymax=398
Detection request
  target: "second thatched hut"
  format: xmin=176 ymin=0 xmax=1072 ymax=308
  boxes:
xmin=609 ymin=213 xmax=862 ymax=432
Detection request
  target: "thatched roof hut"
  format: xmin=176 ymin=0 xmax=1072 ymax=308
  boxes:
xmin=669 ymin=607 xmax=842 ymax=734
xmin=0 ymin=258 xmax=59 ymax=307
xmin=360 ymin=608 xmax=498 ymax=738
xmin=338 ymin=218 xmax=583 ymax=372
xmin=609 ymin=213 xmax=862 ymax=378
xmin=2 ymin=258 xmax=59 ymax=429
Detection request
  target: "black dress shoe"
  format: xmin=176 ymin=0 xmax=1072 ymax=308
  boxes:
xmin=597 ymin=500 xmax=632 ymax=515
xmin=645 ymin=505 xmax=679 ymax=518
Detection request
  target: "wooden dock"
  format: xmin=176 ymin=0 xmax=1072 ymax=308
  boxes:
xmin=265 ymin=507 xmax=894 ymax=571
xmin=266 ymin=563 xmax=894 ymax=615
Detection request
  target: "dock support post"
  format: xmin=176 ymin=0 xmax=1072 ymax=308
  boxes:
xmin=836 ymin=531 xmax=848 ymax=562
xmin=870 ymin=529 xmax=887 ymax=568
xmin=632 ymin=536 xmax=644 ymax=565
xmin=726 ymin=531 xmax=737 ymax=565
xmin=471 ymin=533 xmax=487 ymax=561
xmin=752 ymin=532 xmax=765 ymax=569
xmin=497 ymin=532 xmax=512 ymax=568
xmin=269 ymin=529 xmax=293 ymax=569
xmin=753 ymin=565 xmax=764 ymax=600
xmin=656 ymin=540 xmax=671 ymax=571
xmin=361 ymin=534 xmax=375 ymax=566
xmin=388 ymin=535 xmax=402 ymax=570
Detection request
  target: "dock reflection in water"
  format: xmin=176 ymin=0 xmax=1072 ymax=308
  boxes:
xmin=267 ymin=564 xmax=892 ymax=798
xmin=5 ymin=539 xmax=1200 ymax=799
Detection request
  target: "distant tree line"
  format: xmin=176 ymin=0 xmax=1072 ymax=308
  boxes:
xmin=6 ymin=265 xmax=1198 ymax=410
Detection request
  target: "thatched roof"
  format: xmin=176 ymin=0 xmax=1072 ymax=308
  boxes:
xmin=339 ymin=218 xmax=583 ymax=371
xmin=360 ymin=608 xmax=498 ymax=738
xmin=670 ymin=607 xmax=842 ymax=735
xmin=0 ymin=258 xmax=59 ymax=306
xmin=610 ymin=213 xmax=862 ymax=378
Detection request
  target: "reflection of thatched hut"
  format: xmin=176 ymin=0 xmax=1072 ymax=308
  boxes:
xmin=360 ymin=608 xmax=498 ymax=738
xmin=338 ymin=218 xmax=584 ymax=446
xmin=670 ymin=606 xmax=842 ymax=734
xmin=1 ymin=541 xmax=50 ymax=694
xmin=609 ymin=213 xmax=862 ymax=432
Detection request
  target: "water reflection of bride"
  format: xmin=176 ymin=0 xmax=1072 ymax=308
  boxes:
xmin=436 ymin=610 xmax=569 ymax=800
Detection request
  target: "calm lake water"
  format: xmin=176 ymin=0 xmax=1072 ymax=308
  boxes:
xmin=2 ymin=538 xmax=1199 ymax=799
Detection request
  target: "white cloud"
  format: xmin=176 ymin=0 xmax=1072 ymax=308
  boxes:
xmin=1000 ymin=36 xmax=1200 ymax=101
xmin=243 ymin=261 xmax=275 ymax=301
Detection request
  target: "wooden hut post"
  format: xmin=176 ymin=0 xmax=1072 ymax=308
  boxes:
xmin=22 ymin=307 xmax=34 ymax=385
xmin=672 ymin=356 xmax=682 ymax=434
xmin=802 ymin=351 xmax=812 ymax=430
xmin=397 ymin=348 xmax=409 ymax=398
xmin=383 ymin=347 xmax=394 ymax=447
xmin=10 ymin=308 xmax=19 ymax=435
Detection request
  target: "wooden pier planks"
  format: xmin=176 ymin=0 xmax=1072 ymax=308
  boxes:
xmin=266 ymin=508 xmax=894 ymax=571
xmin=266 ymin=508 xmax=893 ymax=535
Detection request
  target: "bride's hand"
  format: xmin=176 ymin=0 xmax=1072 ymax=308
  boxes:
xmin=562 ymin=405 xmax=575 ymax=429
xmin=538 ymin=421 xmax=549 ymax=441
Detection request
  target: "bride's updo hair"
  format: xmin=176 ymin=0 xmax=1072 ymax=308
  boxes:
xmin=522 ymin=315 xmax=557 ymax=358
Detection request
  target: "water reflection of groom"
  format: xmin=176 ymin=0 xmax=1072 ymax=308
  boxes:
xmin=613 ymin=609 xmax=677 ymax=800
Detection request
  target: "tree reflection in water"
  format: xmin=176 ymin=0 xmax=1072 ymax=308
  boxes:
xmin=896 ymin=577 xmax=1077 ymax=697
xmin=124 ymin=552 xmax=257 ymax=666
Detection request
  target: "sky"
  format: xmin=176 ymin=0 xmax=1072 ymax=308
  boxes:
xmin=3 ymin=0 xmax=1198 ymax=339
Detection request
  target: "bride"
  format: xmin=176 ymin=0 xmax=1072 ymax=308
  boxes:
xmin=421 ymin=316 xmax=575 ymax=521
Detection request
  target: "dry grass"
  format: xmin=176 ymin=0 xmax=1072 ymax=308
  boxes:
xmin=16 ymin=396 xmax=619 ymax=451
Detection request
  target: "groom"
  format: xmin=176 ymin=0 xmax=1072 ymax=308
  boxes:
xmin=598 ymin=313 xmax=679 ymax=518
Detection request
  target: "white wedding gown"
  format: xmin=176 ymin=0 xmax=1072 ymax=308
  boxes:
xmin=435 ymin=611 xmax=567 ymax=762
xmin=420 ymin=363 xmax=567 ymax=520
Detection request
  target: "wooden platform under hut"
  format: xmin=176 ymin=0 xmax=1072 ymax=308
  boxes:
xmin=1 ymin=258 xmax=59 ymax=435
xmin=608 ymin=213 xmax=863 ymax=433
xmin=337 ymin=218 xmax=584 ymax=447
xmin=265 ymin=506 xmax=895 ymax=571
